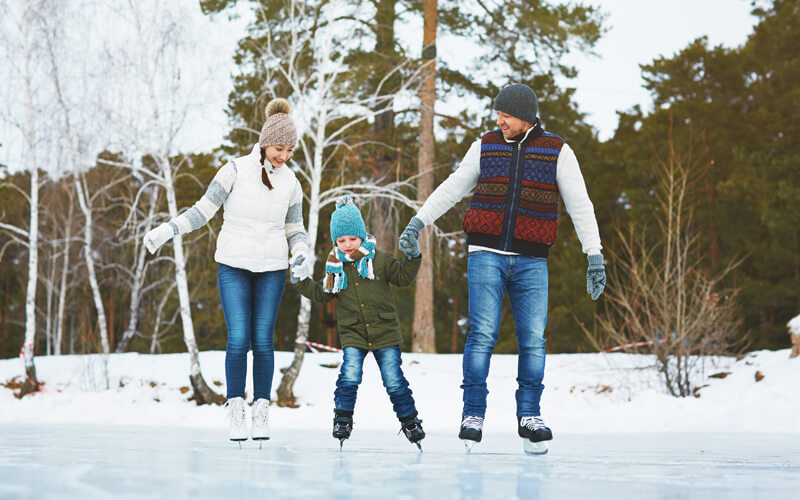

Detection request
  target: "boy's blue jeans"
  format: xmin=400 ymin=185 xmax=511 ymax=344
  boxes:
xmin=218 ymin=263 xmax=285 ymax=401
xmin=462 ymin=251 xmax=549 ymax=418
xmin=335 ymin=345 xmax=417 ymax=419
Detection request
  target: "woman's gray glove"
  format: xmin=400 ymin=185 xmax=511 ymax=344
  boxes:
xmin=586 ymin=254 xmax=606 ymax=300
xmin=398 ymin=216 xmax=424 ymax=259
xmin=290 ymin=254 xmax=311 ymax=284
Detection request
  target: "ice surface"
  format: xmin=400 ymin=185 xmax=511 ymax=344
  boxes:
xmin=1 ymin=425 xmax=798 ymax=499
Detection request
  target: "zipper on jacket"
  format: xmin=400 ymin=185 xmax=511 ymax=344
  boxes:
xmin=501 ymin=140 xmax=524 ymax=250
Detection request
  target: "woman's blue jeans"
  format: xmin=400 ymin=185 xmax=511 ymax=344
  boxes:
xmin=463 ymin=251 xmax=549 ymax=418
xmin=218 ymin=263 xmax=285 ymax=401
xmin=335 ymin=346 xmax=417 ymax=419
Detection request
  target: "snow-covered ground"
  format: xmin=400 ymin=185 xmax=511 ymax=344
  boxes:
xmin=2 ymin=350 xmax=798 ymax=434
xmin=1 ymin=350 xmax=799 ymax=499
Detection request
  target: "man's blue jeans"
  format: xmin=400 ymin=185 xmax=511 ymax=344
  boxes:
xmin=218 ymin=263 xmax=285 ymax=401
xmin=462 ymin=251 xmax=548 ymax=418
xmin=335 ymin=346 xmax=417 ymax=419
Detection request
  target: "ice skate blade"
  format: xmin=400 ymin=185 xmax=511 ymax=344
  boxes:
xmin=522 ymin=439 xmax=548 ymax=455
xmin=415 ymin=442 xmax=422 ymax=452
xmin=463 ymin=440 xmax=476 ymax=454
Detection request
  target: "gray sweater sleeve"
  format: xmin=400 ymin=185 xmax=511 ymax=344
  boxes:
xmin=285 ymin=179 xmax=309 ymax=255
xmin=167 ymin=161 xmax=237 ymax=236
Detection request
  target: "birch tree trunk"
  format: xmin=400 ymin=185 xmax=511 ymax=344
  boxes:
xmin=21 ymin=166 xmax=40 ymax=395
xmin=411 ymin=0 xmax=437 ymax=353
xmin=116 ymin=185 xmax=158 ymax=353
xmin=160 ymin=158 xmax=223 ymax=405
xmin=20 ymin=1 xmax=41 ymax=395
xmin=276 ymin=112 xmax=325 ymax=407
xmin=55 ymin=191 xmax=73 ymax=355
xmin=74 ymin=173 xmax=110 ymax=388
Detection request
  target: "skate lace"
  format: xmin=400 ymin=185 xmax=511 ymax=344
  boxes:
xmin=520 ymin=416 xmax=546 ymax=431
xmin=252 ymin=399 xmax=269 ymax=428
xmin=461 ymin=416 xmax=484 ymax=430
xmin=225 ymin=398 xmax=246 ymax=428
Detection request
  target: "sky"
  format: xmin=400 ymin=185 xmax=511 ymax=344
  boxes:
xmin=563 ymin=0 xmax=758 ymax=140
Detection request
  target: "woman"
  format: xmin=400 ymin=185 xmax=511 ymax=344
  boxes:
xmin=143 ymin=98 xmax=309 ymax=443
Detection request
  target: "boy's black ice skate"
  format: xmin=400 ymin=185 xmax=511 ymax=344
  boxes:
xmin=399 ymin=414 xmax=425 ymax=451
xmin=518 ymin=416 xmax=551 ymax=455
xmin=458 ymin=415 xmax=484 ymax=454
xmin=332 ymin=410 xmax=354 ymax=450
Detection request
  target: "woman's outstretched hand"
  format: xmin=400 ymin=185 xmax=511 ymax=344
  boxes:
xmin=143 ymin=223 xmax=174 ymax=254
xmin=290 ymin=253 xmax=311 ymax=284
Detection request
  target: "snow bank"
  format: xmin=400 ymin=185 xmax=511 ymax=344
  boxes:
xmin=1 ymin=349 xmax=798 ymax=434
xmin=789 ymin=314 xmax=800 ymax=335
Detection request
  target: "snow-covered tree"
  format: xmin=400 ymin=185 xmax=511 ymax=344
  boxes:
xmin=96 ymin=0 xmax=224 ymax=404
xmin=0 ymin=0 xmax=55 ymax=395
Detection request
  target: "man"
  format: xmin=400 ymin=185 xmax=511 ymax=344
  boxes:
xmin=397 ymin=83 xmax=606 ymax=453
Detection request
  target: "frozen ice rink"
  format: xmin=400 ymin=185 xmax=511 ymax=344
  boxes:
xmin=1 ymin=425 xmax=798 ymax=499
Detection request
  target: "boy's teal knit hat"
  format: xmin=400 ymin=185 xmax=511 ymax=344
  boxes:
xmin=330 ymin=196 xmax=367 ymax=242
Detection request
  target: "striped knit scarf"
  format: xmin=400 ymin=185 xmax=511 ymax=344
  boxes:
xmin=323 ymin=234 xmax=377 ymax=294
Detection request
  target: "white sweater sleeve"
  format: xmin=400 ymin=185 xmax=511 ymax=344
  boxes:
xmin=415 ymin=139 xmax=481 ymax=226
xmin=556 ymin=143 xmax=602 ymax=255
xmin=168 ymin=161 xmax=237 ymax=236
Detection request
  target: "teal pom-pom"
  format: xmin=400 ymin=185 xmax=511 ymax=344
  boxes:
xmin=336 ymin=195 xmax=355 ymax=209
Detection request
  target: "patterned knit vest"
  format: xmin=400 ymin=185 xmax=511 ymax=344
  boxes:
xmin=461 ymin=126 xmax=565 ymax=257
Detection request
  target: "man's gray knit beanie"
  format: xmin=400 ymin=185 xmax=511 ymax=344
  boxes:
xmin=259 ymin=98 xmax=298 ymax=148
xmin=494 ymin=84 xmax=538 ymax=124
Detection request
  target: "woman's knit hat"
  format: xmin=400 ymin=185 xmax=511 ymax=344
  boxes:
xmin=259 ymin=98 xmax=298 ymax=148
xmin=330 ymin=196 xmax=367 ymax=242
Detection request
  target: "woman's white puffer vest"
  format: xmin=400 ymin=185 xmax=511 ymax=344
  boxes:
xmin=215 ymin=144 xmax=298 ymax=272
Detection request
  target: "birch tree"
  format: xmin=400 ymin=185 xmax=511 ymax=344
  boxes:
xmin=0 ymin=1 xmax=53 ymax=395
xmin=100 ymin=0 xmax=223 ymax=403
xmin=39 ymin=1 xmax=116 ymax=384
xmin=115 ymin=184 xmax=160 ymax=353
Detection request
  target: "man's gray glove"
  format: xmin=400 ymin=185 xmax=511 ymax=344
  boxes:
xmin=289 ymin=254 xmax=311 ymax=284
xmin=587 ymin=254 xmax=606 ymax=300
xmin=398 ymin=216 xmax=424 ymax=259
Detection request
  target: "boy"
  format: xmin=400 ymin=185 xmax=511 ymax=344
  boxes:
xmin=291 ymin=196 xmax=425 ymax=450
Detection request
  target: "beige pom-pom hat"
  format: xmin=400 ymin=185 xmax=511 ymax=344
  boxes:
xmin=258 ymin=98 xmax=297 ymax=148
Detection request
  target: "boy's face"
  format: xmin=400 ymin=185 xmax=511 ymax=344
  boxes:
xmin=336 ymin=235 xmax=363 ymax=255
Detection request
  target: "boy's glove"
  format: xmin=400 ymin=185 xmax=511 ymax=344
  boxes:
xmin=290 ymin=254 xmax=311 ymax=284
xmin=586 ymin=253 xmax=606 ymax=300
xmin=143 ymin=223 xmax=174 ymax=254
xmin=398 ymin=216 xmax=424 ymax=259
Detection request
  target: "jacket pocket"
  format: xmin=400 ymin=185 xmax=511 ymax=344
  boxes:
xmin=337 ymin=314 xmax=359 ymax=326
xmin=378 ymin=311 xmax=397 ymax=320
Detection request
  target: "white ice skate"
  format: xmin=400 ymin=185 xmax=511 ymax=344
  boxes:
xmin=518 ymin=416 xmax=551 ymax=455
xmin=459 ymin=416 xmax=484 ymax=454
xmin=251 ymin=398 xmax=270 ymax=447
xmin=226 ymin=397 xmax=248 ymax=446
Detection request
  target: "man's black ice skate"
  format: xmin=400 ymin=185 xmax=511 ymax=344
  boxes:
xmin=332 ymin=410 xmax=354 ymax=451
xmin=518 ymin=416 xmax=551 ymax=455
xmin=400 ymin=414 xmax=425 ymax=451
xmin=458 ymin=416 xmax=484 ymax=454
